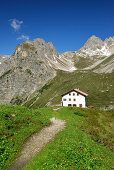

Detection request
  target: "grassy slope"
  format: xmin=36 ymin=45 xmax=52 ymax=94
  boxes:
xmin=93 ymin=54 xmax=114 ymax=70
xmin=24 ymin=107 xmax=114 ymax=170
xmin=0 ymin=105 xmax=51 ymax=169
xmin=24 ymin=70 xmax=114 ymax=108
xmin=73 ymin=55 xmax=96 ymax=69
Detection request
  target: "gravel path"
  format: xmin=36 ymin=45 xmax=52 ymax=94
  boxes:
xmin=9 ymin=117 xmax=66 ymax=170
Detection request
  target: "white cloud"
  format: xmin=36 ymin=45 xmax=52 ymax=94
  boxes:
xmin=9 ymin=19 xmax=23 ymax=31
xmin=9 ymin=19 xmax=29 ymax=41
xmin=17 ymin=35 xmax=29 ymax=41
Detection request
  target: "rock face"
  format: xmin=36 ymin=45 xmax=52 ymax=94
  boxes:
xmin=72 ymin=35 xmax=114 ymax=71
xmin=93 ymin=54 xmax=114 ymax=74
xmin=0 ymin=40 xmax=53 ymax=104
xmin=0 ymin=36 xmax=114 ymax=105
xmin=0 ymin=55 xmax=12 ymax=76
xmin=76 ymin=35 xmax=114 ymax=57
xmin=0 ymin=38 xmax=76 ymax=105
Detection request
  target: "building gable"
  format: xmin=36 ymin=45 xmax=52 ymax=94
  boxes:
xmin=61 ymin=88 xmax=88 ymax=108
xmin=61 ymin=89 xmax=88 ymax=97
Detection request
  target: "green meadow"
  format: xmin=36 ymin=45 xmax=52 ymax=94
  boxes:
xmin=0 ymin=105 xmax=51 ymax=169
xmin=24 ymin=107 xmax=114 ymax=170
xmin=0 ymin=105 xmax=114 ymax=169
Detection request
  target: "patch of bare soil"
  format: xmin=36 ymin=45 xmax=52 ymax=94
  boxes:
xmin=9 ymin=118 xmax=66 ymax=170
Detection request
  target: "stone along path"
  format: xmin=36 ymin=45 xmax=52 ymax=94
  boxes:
xmin=9 ymin=118 xmax=66 ymax=170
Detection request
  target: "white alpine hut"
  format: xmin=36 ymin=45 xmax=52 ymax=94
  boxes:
xmin=61 ymin=88 xmax=88 ymax=108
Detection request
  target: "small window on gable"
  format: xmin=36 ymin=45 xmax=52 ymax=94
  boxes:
xmin=69 ymin=98 xmax=71 ymax=101
xmin=69 ymin=93 xmax=71 ymax=96
xmin=73 ymin=93 xmax=75 ymax=96
xmin=77 ymin=93 xmax=79 ymax=96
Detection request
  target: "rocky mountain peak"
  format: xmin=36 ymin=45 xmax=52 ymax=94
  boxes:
xmin=82 ymin=35 xmax=104 ymax=51
xmin=34 ymin=38 xmax=46 ymax=45
xmin=0 ymin=36 xmax=113 ymax=105
xmin=76 ymin=35 xmax=113 ymax=57
xmin=47 ymin=42 xmax=54 ymax=48
xmin=104 ymin=36 xmax=114 ymax=44
xmin=86 ymin=35 xmax=102 ymax=41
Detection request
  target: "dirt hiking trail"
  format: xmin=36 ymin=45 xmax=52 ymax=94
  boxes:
xmin=9 ymin=117 xmax=66 ymax=170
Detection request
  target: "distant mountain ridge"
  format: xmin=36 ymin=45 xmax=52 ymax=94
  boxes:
xmin=76 ymin=35 xmax=114 ymax=57
xmin=0 ymin=35 xmax=114 ymax=105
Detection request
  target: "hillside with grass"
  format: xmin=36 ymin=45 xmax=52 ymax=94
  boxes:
xmin=93 ymin=54 xmax=114 ymax=70
xmin=0 ymin=105 xmax=51 ymax=169
xmin=0 ymin=105 xmax=114 ymax=169
xmin=24 ymin=107 xmax=114 ymax=169
xmin=24 ymin=70 xmax=114 ymax=109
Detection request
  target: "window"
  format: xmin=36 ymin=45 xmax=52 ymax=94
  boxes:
xmin=69 ymin=98 xmax=71 ymax=101
xmin=63 ymin=98 xmax=66 ymax=101
xmin=73 ymin=104 xmax=77 ymax=107
xmin=73 ymin=93 xmax=75 ymax=96
xmin=79 ymin=104 xmax=82 ymax=107
xmin=73 ymin=99 xmax=76 ymax=101
xmin=68 ymin=104 xmax=72 ymax=107
xmin=77 ymin=93 xmax=79 ymax=96
xmin=69 ymin=93 xmax=71 ymax=96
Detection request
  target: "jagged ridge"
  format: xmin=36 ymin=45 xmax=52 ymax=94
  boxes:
xmin=0 ymin=35 xmax=114 ymax=105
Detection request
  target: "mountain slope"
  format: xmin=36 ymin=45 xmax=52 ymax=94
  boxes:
xmin=24 ymin=70 xmax=114 ymax=108
xmin=93 ymin=54 xmax=114 ymax=73
xmin=0 ymin=39 xmax=76 ymax=105
xmin=73 ymin=36 xmax=114 ymax=70
xmin=0 ymin=36 xmax=114 ymax=105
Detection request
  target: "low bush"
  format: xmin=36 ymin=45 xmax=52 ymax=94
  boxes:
xmin=74 ymin=110 xmax=86 ymax=117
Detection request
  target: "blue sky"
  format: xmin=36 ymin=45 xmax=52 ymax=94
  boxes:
xmin=0 ymin=0 xmax=114 ymax=55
